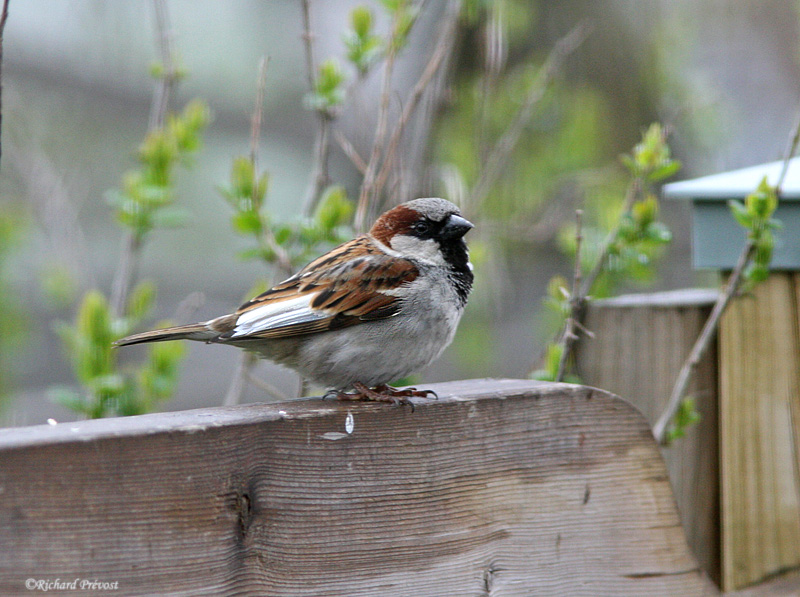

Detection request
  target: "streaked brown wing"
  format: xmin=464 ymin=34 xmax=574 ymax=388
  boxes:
xmin=228 ymin=236 xmax=418 ymax=340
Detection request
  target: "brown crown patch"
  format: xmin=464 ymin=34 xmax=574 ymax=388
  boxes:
xmin=369 ymin=205 xmax=419 ymax=245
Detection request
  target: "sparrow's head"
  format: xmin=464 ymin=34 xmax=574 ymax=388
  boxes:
xmin=369 ymin=198 xmax=473 ymax=267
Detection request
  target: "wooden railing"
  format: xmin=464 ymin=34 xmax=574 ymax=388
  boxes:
xmin=0 ymin=379 xmax=715 ymax=596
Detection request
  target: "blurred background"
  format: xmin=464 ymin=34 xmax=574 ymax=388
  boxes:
xmin=1 ymin=0 xmax=798 ymax=425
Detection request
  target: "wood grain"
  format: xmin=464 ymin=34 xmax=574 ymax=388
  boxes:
xmin=578 ymin=288 xmax=721 ymax=586
xmin=720 ymin=273 xmax=800 ymax=591
xmin=0 ymin=379 xmax=716 ymax=596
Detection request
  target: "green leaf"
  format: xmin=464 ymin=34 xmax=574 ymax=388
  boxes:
xmin=237 ymin=247 xmax=275 ymax=262
xmin=73 ymin=291 xmax=115 ymax=384
xmin=665 ymin=397 xmax=701 ymax=444
xmin=126 ymin=281 xmax=157 ymax=323
xmin=344 ymin=6 xmax=383 ymax=74
xmin=315 ymin=186 xmax=353 ymax=231
xmin=745 ymin=176 xmax=778 ymax=219
xmin=754 ymin=230 xmax=774 ymax=265
xmin=149 ymin=61 xmax=165 ymax=79
xmin=647 ymin=159 xmax=681 ymax=182
xmin=745 ymin=263 xmax=770 ymax=284
xmin=230 ymin=156 xmax=256 ymax=200
xmin=632 ymin=195 xmax=658 ymax=228
xmin=273 ymin=223 xmax=294 ymax=245
xmin=232 ymin=211 xmax=263 ymax=235
xmin=305 ymin=59 xmax=346 ymax=113
xmin=728 ymin=200 xmax=752 ymax=228
xmin=619 ymin=154 xmax=636 ymax=175
xmin=351 ymin=5 xmax=373 ymax=37
xmin=645 ymin=221 xmax=672 ymax=244
xmin=49 ymin=386 xmax=92 ymax=415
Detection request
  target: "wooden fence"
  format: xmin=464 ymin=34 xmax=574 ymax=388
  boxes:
xmin=578 ymin=281 xmax=800 ymax=593
xmin=0 ymin=379 xmax=715 ymax=596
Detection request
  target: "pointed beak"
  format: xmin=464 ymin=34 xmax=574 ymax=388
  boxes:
xmin=441 ymin=214 xmax=474 ymax=240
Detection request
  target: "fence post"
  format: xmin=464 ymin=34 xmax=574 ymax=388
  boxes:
xmin=718 ymin=272 xmax=800 ymax=591
xmin=577 ymin=288 xmax=721 ymax=587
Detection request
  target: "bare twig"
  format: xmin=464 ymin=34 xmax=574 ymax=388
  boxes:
xmin=0 ymin=0 xmax=10 ymax=169
xmin=354 ymin=11 xmax=402 ymax=232
xmin=250 ymin=57 xmax=270 ymax=165
xmin=652 ymin=239 xmax=755 ymax=443
xmin=111 ymin=0 xmax=177 ymax=316
xmin=249 ymin=58 xmax=293 ymax=278
xmin=300 ymin=0 xmax=332 ymax=217
xmin=555 ymin=209 xmax=584 ymax=381
xmin=653 ymin=107 xmax=800 ymax=444
xmin=334 ymin=130 xmax=367 ymax=174
xmin=580 ymin=178 xmax=639 ymax=297
xmin=477 ymin=1 xmax=506 ymax=165
xmin=224 ymin=353 xmax=255 ymax=406
xmin=372 ymin=1 xmax=460 ymax=203
xmin=545 ymin=176 xmax=639 ymax=380
xmin=465 ymin=23 xmax=590 ymax=211
xmin=245 ymin=368 xmax=290 ymax=402
xmin=249 ymin=57 xmax=292 ymax=276
xmin=226 ymin=58 xmax=297 ymax=407
xmin=148 ymin=0 xmax=177 ymax=132
xmin=300 ymin=0 xmax=317 ymax=92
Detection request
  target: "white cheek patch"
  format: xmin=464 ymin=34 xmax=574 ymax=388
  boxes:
xmin=389 ymin=235 xmax=446 ymax=266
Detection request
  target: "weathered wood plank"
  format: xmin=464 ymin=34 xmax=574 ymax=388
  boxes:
xmin=0 ymin=379 xmax=716 ymax=596
xmin=578 ymin=288 xmax=721 ymax=587
xmin=726 ymin=569 xmax=800 ymax=596
xmin=720 ymin=273 xmax=800 ymax=591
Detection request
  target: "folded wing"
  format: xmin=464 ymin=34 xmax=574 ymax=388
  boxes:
xmin=224 ymin=236 xmax=418 ymax=340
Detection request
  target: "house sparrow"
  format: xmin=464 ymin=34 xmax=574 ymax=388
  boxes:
xmin=115 ymin=197 xmax=474 ymax=406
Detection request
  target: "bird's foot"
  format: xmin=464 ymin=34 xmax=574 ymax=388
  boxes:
xmin=324 ymin=382 xmax=438 ymax=411
xmin=373 ymin=384 xmax=438 ymax=400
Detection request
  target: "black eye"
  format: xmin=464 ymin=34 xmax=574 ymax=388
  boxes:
xmin=412 ymin=220 xmax=432 ymax=235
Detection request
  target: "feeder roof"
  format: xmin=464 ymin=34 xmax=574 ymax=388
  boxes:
xmin=663 ymin=157 xmax=800 ymax=200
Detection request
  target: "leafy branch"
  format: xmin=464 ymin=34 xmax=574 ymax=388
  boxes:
xmin=653 ymin=173 xmax=785 ymax=444
xmin=53 ymin=0 xmax=209 ymax=418
xmin=533 ymin=123 xmax=678 ymax=382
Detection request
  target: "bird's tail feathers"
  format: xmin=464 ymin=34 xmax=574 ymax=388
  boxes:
xmin=114 ymin=322 xmax=216 ymax=347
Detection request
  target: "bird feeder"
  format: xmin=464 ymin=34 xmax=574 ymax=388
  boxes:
xmin=664 ymin=157 xmax=800 ymax=269
xmin=663 ymin=159 xmax=800 ymax=592
xmin=664 ymin=158 xmax=800 ymax=271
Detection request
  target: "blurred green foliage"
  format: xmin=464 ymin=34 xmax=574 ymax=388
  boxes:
xmin=533 ymin=123 xmax=679 ymax=381
xmin=344 ymin=6 xmax=383 ymax=76
xmin=560 ymin=123 xmax=678 ymax=298
xmin=435 ymin=1 xmax=687 ymax=380
xmin=52 ymin=287 xmax=186 ymax=418
xmin=53 ymin=99 xmax=209 ymax=418
xmin=107 ymin=100 xmax=211 ymax=243
xmin=219 ymin=155 xmax=353 ymax=277
xmin=0 ymin=210 xmax=27 ymax=404
xmin=728 ymin=175 xmax=782 ymax=288
xmin=304 ymin=59 xmax=347 ymax=115
xmin=304 ymin=1 xmax=418 ymax=122
xmin=530 ymin=342 xmax=580 ymax=384
xmin=665 ymin=396 xmax=701 ymax=443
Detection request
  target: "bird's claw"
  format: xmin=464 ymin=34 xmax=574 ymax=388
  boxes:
xmin=326 ymin=382 xmax=438 ymax=411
